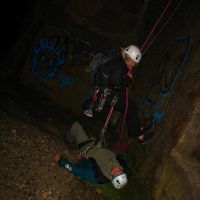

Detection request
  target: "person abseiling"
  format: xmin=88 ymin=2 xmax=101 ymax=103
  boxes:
xmin=55 ymin=122 xmax=128 ymax=189
xmin=83 ymin=44 xmax=153 ymax=144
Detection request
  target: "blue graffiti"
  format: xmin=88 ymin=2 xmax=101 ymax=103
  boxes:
xmin=32 ymin=36 xmax=78 ymax=90
xmin=32 ymin=37 xmax=65 ymax=79
xmin=153 ymin=111 xmax=165 ymax=122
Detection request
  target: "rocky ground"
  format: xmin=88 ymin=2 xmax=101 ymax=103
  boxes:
xmin=0 ymin=83 xmax=110 ymax=200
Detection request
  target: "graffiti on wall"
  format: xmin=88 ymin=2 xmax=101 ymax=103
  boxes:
xmin=63 ymin=30 xmax=95 ymax=66
xmin=32 ymin=36 xmax=77 ymax=89
xmin=140 ymin=34 xmax=192 ymax=124
xmin=31 ymin=32 xmax=96 ymax=88
xmin=32 ymin=37 xmax=65 ymax=79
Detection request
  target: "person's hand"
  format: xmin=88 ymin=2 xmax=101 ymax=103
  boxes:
xmin=54 ymin=154 xmax=61 ymax=162
xmin=127 ymin=70 xmax=133 ymax=79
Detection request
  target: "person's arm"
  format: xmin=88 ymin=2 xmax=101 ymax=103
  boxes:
xmin=110 ymin=68 xmax=133 ymax=90
xmin=122 ymin=71 xmax=133 ymax=88
xmin=56 ymin=156 xmax=98 ymax=183
xmin=127 ymin=69 xmax=133 ymax=79
xmin=93 ymin=64 xmax=109 ymax=88
xmin=109 ymin=67 xmax=123 ymax=90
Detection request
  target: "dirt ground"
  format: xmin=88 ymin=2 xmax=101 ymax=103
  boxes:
xmin=0 ymin=83 xmax=110 ymax=200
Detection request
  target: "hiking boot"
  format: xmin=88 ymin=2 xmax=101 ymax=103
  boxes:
xmin=137 ymin=132 xmax=155 ymax=145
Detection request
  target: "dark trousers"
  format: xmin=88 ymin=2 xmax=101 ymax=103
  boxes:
xmin=113 ymin=94 xmax=142 ymax=138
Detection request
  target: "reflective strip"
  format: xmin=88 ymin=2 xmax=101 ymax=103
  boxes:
xmin=64 ymin=163 xmax=72 ymax=171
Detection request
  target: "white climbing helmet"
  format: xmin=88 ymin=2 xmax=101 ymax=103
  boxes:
xmin=124 ymin=45 xmax=142 ymax=63
xmin=111 ymin=172 xmax=128 ymax=189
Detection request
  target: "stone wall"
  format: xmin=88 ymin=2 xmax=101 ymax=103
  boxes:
xmin=130 ymin=1 xmax=200 ymax=199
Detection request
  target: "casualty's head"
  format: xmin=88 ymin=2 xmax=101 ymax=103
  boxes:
xmin=121 ymin=44 xmax=142 ymax=69
xmin=110 ymin=165 xmax=128 ymax=189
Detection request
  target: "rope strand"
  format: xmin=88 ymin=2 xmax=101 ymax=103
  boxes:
xmin=140 ymin=0 xmax=173 ymax=52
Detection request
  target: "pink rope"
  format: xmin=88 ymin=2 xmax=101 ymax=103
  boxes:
xmin=140 ymin=0 xmax=173 ymax=52
xmin=92 ymin=87 xmax=99 ymax=102
xmin=103 ymin=106 xmax=114 ymax=131
xmin=142 ymin=0 xmax=184 ymax=56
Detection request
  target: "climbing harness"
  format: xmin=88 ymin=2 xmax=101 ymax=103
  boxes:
xmin=96 ymin=88 xmax=112 ymax=112
xmin=84 ymin=87 xmax=100 ymax=117
xmin=84 ymin=87 xmax=112 ymax=117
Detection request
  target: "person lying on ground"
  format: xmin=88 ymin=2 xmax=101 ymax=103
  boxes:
xmin=55 ymin=122 xmax=129 ymax=189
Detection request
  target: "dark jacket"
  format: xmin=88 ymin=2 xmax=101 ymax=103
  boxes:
xmin=94 ymin=54 xmax=132 ymax=90
xmin=58 ymin=155 xmax=130 ymax=184
xmin=58 ymin=157 xmax=110 ymax=184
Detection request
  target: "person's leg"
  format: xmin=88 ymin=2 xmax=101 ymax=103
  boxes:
xmin=114 ymin=96 xmax=155 ymax=144
xmin=64 ymin=122 xmax=91 ymax=149
xmin=114 ymin=95 xmax=142 ymax=138
xmin=126 ymin=100 xmax=142 ymax=138
xmin=64 ymin=130 xmax=77 ymax=149
xmin=70 ymin=122 xmax=90 ymax=145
